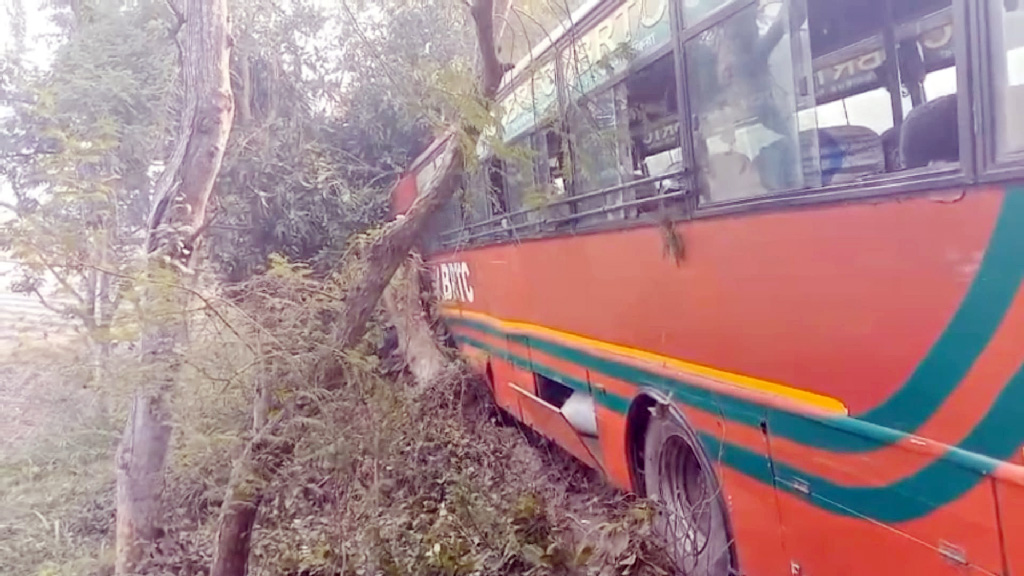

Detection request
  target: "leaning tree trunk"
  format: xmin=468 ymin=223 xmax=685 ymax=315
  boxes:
xmin=334 ymin=0 xmax=509 ymax=349
xmin=207 ymin=2 xmax=511 ymax=575
xmin=114 ymin=1 xmax=234 ymax=574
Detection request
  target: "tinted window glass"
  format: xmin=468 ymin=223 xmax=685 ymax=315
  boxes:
xmin=991 ymin=0 xmax=1024 ymax=157
xmin=684 ymin=0 xmax=808 ymax=202
xmin=685 ymin=0 xmax=962 ymax=203
xmin=804 ymin=0 xmax=959 ymax=176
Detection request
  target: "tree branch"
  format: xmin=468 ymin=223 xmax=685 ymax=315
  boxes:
xmin=334 ymin=0 xmax=514 ymax=349
xmin=470 ymin=0 xmax=509 ymax=98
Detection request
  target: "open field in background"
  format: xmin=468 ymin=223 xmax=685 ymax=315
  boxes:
xmin=0 ymin=291 xmax=78 ymax=353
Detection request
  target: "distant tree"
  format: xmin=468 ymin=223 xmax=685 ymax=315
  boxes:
xmin=113 ymin=0 xmax=234 ymax=572
xmin=0 ymin=0 xmax=177 ymax=375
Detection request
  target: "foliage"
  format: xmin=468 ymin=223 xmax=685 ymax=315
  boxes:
xmin=0 ymin=248 xmax=674 ymax=576
xmin=0 ymin=1 xmax=683 ymax=575
xmin=0 ymin=0 xmax=177 ymax=353
xmin=204 ymin=0 xmax=486 ymax=281
xmin=170 ymin=262 xmax=673 ymax=576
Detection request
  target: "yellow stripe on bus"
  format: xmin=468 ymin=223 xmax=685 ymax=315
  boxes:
xmin=443 ymin=307 xmax=849 ymax=416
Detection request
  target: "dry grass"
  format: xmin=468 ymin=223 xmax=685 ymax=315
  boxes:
xmin=0 ymin=348 xmax=118 ymax=576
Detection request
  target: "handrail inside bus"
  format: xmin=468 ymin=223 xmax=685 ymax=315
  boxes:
xmin=438 ymin=170 xmax=694 ymax=248
xmin=440 ymin=169 xmax=688 ymax=239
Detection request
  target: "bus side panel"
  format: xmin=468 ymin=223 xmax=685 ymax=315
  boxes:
xmin=996 ymin=475 xmax=1024 ymax=576
xmin=716 ymin=469 xmax=791 ymax=576
xmin=768 ymin=416 xmax=1004 ymax=574
xmin=433 ymin=188 xmax=1003 ymax=420
xmin=594 ymin=403 xmax=633 ymax=492
xmin=489 ymin=355 xmax=527 ymax=420
xmin=676 ymin=402 xmax=791 ymax=576
xmin=456 ymin=340 xmax=489 ymax=374
xmin=515 ymin=386 xmax=602 ymax=470
xmin=390 ymin=173 xmax=417 ymax=216
xmin=774 ymin=486 xmax=999 ymax=576
xmin=429 ymin=185 xmax=1015 ymax=576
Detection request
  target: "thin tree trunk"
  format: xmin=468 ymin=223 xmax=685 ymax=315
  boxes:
xmin=334 ymin=0 xmax=509 ymax=349
xmin=114 ymin=0 xmax=234 ymax=573
xmin=114 ymin=391 xmax=173 ymax=573
xmin=211 ymin=418 xmax=293 ymax=576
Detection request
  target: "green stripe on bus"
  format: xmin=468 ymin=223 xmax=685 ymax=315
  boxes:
xmin=799 ymin=190 xmax=1024 ymax=443
xmin=715 ymin=363 xmax=1024 ymax=522
xmin=456 ymin=331 xmax=1024 ymax=522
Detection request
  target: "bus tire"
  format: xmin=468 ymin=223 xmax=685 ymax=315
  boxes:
xmin=644 ymin=404 xmax=734 ymax=576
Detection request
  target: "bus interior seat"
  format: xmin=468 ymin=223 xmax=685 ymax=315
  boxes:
xmin=899 ymin=93 xmax=959 ymax=169
xmin=807 ymin=125 xmax=885 ymax=185
xmin=750 ymin=125 xmax=884 ymax=191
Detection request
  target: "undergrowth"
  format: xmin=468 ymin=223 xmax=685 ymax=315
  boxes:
xmin=0 ymin=259 xmax=672 ymax=576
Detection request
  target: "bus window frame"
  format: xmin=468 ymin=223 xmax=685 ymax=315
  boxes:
xmin=972 ymin=0 xmax=1024 ymax=182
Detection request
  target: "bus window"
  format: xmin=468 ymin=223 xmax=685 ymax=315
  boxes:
xmin=627 ymin=55 xmax=683 ymax=181
xmin=567 ymin=86 xmax=627 ymax=221
xmin=805 ymin=0 xmax=960 ymax=175
xmin=684 ymin=0 xmax=808 ymax=202
xmin=525 ymin=127 xmax=572 ymax=223
xmin=456 ymin=164 xmax=488 ymax=228
xmin=682 ymin=0 xmax=738 ymax=27
xmin=991 ymin=0 xmax=1024 ymax=157
xmin=684 ymin=0 xmax=963 ymax=202
xmin=502 ymin=138 xmax=534 ymax=212
xmin=568 ymin=88 xmax=624 ymax=196
xmin=543 ymin=129 xmax=568 ymax=197
xmin=531 ymin=128 xmax=568 ymax=198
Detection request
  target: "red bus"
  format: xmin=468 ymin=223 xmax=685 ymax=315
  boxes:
xmin=395 ymin=0 xmax=1024 ymax=574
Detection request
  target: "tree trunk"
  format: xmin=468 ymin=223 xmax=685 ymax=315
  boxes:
xmin=114 ymin=391 xmax=173 ymax=574
xmin=211 ymin=419 xmax=293 ymax=576
xmin=334 ymin=0 xmax=509 ymax=350
xmin=114 ymin=0 xmax=234 ymax=573
xmin=382 ymin=252 xmax=448 ymax=387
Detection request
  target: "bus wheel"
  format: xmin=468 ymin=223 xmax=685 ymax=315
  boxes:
xmin=644 ymin=405 xmax=733 ymax=576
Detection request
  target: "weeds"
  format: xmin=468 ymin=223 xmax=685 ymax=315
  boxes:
xmin=0 ymin=262 xmax=672 ymax=576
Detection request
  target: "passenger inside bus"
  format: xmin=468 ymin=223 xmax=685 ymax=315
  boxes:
xmin=686 ymin=0 xmax=806 ymax=199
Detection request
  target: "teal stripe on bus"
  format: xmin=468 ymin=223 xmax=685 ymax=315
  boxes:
xmin=455 ymin=331 xmax=1024 ymax=522
xmin=798 ymin=190 xmax=1024 ymax=443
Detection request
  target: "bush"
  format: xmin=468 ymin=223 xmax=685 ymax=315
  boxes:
xmin=0 ymin=263 xmax=672 ymax=576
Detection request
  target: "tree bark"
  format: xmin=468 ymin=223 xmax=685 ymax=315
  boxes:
xmin=114 ymin=391 xmax=174 ymax=575
xmin=334 ymin=0 xmax=509 ymax=350
xmin=382 ymin=252 xmax=449 ymax=387
xmin=211 ymin=418 xmax=293 ymax=576
xmin=114 ymin=0 xmax=234 ymax=574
